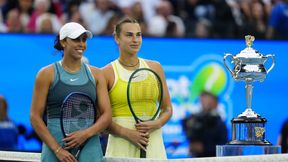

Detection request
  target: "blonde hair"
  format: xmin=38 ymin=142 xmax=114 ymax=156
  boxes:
xmin=113 ymin=17 xmax=139 ymax=37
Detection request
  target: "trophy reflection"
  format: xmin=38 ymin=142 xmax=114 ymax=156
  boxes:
xmin=224 ymin=35 xmax=275 ymax=145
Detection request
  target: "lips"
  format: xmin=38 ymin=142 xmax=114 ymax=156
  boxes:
xmin=76 ymin=49 xmax=84 ymax=53
xmin=130 ymin=45 xmax=139 ymax=48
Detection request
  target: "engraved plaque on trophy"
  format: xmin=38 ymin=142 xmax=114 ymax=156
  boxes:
xmin=223 ymin=35 xmax=275 ymax=145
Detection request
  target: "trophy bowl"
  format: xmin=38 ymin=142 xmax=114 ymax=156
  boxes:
xmin=224 ymin=36 xmax=275 ymax=82
xmin=223 ymin=35 xmax=275 ymax=145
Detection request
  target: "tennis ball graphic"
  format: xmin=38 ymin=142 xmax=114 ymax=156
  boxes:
xmin=190 ymin=63 xmax=227 ymax=101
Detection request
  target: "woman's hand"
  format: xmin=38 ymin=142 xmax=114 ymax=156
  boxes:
xmin=135 ymin=120 xmax=161 ymax=134
xmin=125 ymin=128 xmax=149 ymax=150
xmin=55 ymin=148 xmax=77 ymax=162
xmin=62 ymin=130 xmax=89 ymax=150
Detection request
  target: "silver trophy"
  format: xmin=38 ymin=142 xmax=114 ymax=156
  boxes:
xmin=224 ymin=35 xmax=275 ymax=145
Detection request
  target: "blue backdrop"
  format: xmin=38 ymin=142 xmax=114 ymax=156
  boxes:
xmin=0 ymin=34 xmax=287 ymax=158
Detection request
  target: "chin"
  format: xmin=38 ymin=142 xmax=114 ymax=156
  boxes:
xmin=130 ymin=49 xmax=140 ymax=53
xmin=73 ymin=54 xmax=83 ymax=60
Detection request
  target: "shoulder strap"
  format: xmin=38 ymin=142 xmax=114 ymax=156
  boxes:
xmin=54 ymin=62 xmax=61 ymax=80
xmin=83 ymin=63 xmax=96 ymax=87
xmin=50 ymin=62 xmax=61 ymax=90
xmin=112 ymin=60 xmax=120 ymax=79
xmin=139 ymin=58 xmax=150 ymax=68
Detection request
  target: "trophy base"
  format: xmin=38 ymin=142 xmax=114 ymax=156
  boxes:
xmin=230 ymin=115 xmax=269 ymax=145
xmin=227 ymin=140 xmax=272 ymax=145
xmin=216 ymin=145 xmax=281 ymax=156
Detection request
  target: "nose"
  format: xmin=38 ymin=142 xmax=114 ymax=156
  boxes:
xmin=79 ymin=39 xmax=86 ymax=46
xmin=132 ymin=35 xmax=139 ymax=42
xmin=80 ymin=38 xmax=87 ymax=43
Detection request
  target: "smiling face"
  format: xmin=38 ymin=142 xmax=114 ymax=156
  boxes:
xmin=115 ymin=22 xmax=142 ymax=56
xmin=61 ymin=33 xmax=88 ymax=60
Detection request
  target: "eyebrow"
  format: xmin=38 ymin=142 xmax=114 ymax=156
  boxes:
xmin=125 ymin=32 xmax=142 ymax=35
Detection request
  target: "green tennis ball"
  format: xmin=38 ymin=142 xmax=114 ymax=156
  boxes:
xmin=190 ymin=63 xmax=227 ymax=101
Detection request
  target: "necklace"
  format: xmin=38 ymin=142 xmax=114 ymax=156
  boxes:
xmin=118 ymin=59 xmax=139 ymax=67
xmin=61 ymin=61 xmax=80 ymax=73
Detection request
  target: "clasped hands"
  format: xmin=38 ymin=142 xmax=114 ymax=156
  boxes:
xmin=128 ymin=120 xmax=161 ymax=150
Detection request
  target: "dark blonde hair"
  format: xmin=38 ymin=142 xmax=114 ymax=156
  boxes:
xmin=113 ymin=17 xmax=139 ymax=37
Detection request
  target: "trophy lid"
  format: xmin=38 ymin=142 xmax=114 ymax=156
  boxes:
xmin=236 ymin=35 xmax=263 ymax=58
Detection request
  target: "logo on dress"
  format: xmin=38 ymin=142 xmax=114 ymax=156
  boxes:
xmin=70 ymin=78 xmax=79 ymax=82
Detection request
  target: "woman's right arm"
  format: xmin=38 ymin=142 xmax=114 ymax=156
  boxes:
xmin=30 ymin=66 xmax=76 ymax=162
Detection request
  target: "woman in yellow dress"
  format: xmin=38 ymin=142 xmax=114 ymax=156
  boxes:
xmin=102 ymin=17 xmax=173 ymax=159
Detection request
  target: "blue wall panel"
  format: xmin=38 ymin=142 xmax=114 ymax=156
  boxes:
xmin=0 ymin=34 xmax=287 ymax=157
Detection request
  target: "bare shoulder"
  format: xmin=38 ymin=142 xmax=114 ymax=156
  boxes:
xmin=100 ymin=63 xmax=115 ymax=89
xmin=101 ymin=63 xmax=113 ymax=73
xmin=143 ymin=59 xmax=162 ymax=71
xmin=35 ymin=64 xmax=54 ymax=84
xmin=101 ymin=63 xmax=114 ymax=77
xmin=37 ymin=64 xmax=54 ymax=78
xmin=90 ymin=64 xmax=115 ymax=79
xmin=88 ymin=65 xmax=103 ymax=78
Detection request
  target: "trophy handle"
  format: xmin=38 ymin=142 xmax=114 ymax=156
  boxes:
xmin=265 ymin=54 xmax=275 ymax=74
xmin=224 ymin=53 xmax=235 ymax=76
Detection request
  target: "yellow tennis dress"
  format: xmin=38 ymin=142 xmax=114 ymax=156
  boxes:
xmin=105 ymin=59 xmax=167 ymax=159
